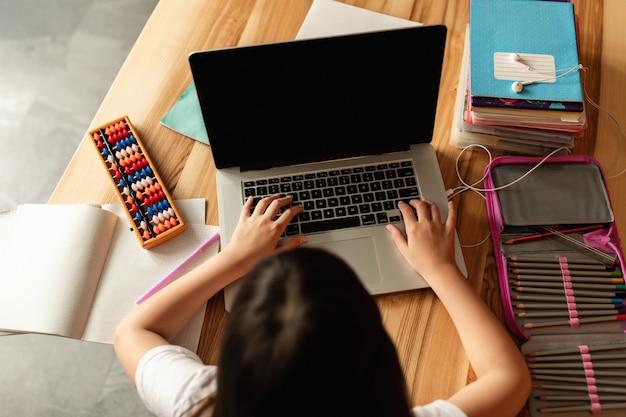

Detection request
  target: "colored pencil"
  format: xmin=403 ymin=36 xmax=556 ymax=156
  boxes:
xmin=517 ymin=309 xmax=626 ymax=318
xmin=528 ymin=360 xmax=626 ymax=369
xmin=516 ymin=302 xmax=626 ymax=310
xmin=507 ymin=261 xmax=614 ymax=271
xmin=539 ymin=402 xmax=626 ymax=413
xmin=522 ymin=314 xmax=626 ymax=329
xmin=511 ymin=294 xmax=624 ymax=304
xmin=538 ymin=394 xmax=625 ymax=401
xmin=535 ymin=225 xmax=619 ymax=265
xmin=510 ymin=279 xmax=626 ymax=291
xmin=513 ymin=286 xmax=625 ymax=298
xmin=530 ymin=369 xmax=626 ymax=377
xmin=509 ymin=255 xmax=620 ymax=266
xmin=532 ymin=374 xmax=626 ymax=387
xmin=510 ymin=268 xmax=623 ymax=277
xmin=135 ymin=231 xmax=220 ymax=304
xmin=503 ymin=224 xmax=604 ymax=245
xmin=527 ymin=352 xmax=626 ymax=362
xmin=526 ymin=343 xmax=626 ymax=357
xmin=510 ymin=273 xmax=624 ymax=284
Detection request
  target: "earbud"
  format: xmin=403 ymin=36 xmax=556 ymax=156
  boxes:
xmin=510 ymin=53 xmax=530 ymax=70
xmin=511 ymin=80 xmax=534 ymax=93
xmin=507 ymin=55 xmax=583 ymax=94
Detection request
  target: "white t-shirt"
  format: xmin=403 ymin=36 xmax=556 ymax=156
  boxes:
xmin=136 ymin=345 xmax=467 ymax=417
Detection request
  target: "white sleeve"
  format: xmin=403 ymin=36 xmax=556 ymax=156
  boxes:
xmin=136 ymin=344 xmax=218 ymax=417
xmin=411 ymin=399 xmax=468 ymax=417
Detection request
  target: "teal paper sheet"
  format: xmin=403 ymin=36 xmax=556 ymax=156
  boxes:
xmin=160 ymin=82 xmax=209 ymax=145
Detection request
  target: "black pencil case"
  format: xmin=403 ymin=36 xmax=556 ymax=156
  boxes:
xmin=484 ymin=154 xmax=626 ymax=417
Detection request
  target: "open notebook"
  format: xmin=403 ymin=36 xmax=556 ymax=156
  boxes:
xmin=0 ymin=199 xmax=218 ymax=351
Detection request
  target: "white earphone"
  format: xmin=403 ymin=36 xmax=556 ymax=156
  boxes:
xmin=511 ymin=80 xmax=534 ymax=93
xmin=510 ymin=53 xmax=530 ymax=70
xmin=508 ymin=53 xmax=583 ymax=93
xmin=509 ymin=53 xmax=535 ymax=92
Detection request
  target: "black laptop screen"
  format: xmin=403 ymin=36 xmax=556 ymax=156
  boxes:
xmin=189 ymin=25 xmax=446 ymax=171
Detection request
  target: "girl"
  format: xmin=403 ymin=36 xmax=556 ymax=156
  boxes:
xmin=114 ymin=195 xmax=531 ymax=417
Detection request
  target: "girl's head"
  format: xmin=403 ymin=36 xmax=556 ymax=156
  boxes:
xmin=214 ymin=247 xmax=411 ymax=417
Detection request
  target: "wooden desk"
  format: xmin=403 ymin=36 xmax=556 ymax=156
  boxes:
xmin=50 ymin=0 xmax=625 ymax=413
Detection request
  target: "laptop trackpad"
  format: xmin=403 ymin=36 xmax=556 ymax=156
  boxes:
xmin=309 ymin=237 xmax=382 ymax=285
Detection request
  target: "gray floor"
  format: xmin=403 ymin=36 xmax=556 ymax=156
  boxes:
xmin=0 ymin=0 xmax=159 ymax=415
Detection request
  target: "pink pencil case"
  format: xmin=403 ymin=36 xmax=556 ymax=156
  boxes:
xmin=484 ymin=155 xmax=626 ymax=417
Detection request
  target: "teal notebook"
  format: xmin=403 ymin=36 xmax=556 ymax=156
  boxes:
xmin=469 ymin=0 xmax=582 ymax=103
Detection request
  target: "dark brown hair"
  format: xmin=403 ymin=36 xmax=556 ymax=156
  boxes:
xmin=213 ymin=247 xmax=412 ymax=417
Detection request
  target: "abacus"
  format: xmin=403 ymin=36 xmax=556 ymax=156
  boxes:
xmin=90 ymin=116 xmax=186 ymax=249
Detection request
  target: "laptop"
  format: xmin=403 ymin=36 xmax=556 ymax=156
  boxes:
xmin=189 ymin=25 xmax=467 ymax=311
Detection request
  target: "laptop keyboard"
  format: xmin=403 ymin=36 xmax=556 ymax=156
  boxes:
xmin=242 ymin=160 xmax=420 ymax=236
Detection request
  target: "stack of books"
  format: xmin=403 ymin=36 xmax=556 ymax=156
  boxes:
xmin=450 ymin=0 xmax=585 ymax=155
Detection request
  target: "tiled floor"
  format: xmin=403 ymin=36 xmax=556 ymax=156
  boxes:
xmin=0 ymin=0 xmax=158 ymax=415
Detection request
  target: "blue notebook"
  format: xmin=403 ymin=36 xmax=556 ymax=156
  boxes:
xmin=469 ymin=0 xmax=582 ymax=104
